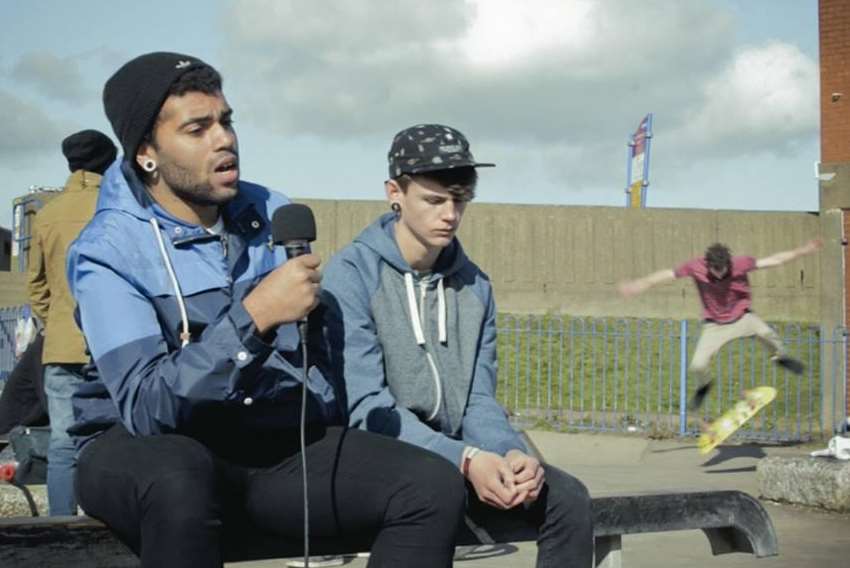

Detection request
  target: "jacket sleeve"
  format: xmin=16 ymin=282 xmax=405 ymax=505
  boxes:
xmin=67 ymin=233 xmax=295 ymax=437
xmin=26 ymin=218 xmax=50 ymax=324
xmin=461 ymin=282 xmax=528 ymax=456
xmin=322 ymin=255 xmax=466 ymax=468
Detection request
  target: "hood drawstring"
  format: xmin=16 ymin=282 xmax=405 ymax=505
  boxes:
xmin=437 ymin=277 xmax=447 ymax=343
xmin=404 ymin=273 xmax=426 ymax=345
xmin=150 ymin=218 xmax=191 ymax=347
xmin=404 ymin=271 xmax=446 ymax=422
xmin=403 ymin=272 xmax=447 ymax=345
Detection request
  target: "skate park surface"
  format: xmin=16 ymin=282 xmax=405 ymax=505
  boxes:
xmin=234 ymin=430 xmax=850 ymax=568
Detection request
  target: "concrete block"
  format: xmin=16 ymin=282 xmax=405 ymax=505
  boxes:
xmin=0 ymin=483 xmax=47 ymax=517
xmin=757 ymin=456 xmax=850 ymax=512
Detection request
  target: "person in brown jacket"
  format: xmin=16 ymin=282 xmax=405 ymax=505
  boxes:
xmin=27 ymin=129 xmax=116 ymax=515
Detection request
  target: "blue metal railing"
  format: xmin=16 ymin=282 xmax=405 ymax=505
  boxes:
xmin=497 ymin=315 xmax=844 ymax=443
xmin=0 ymin=307 xmax=845 ymax=441
xmin=0 ymin=305 xmax=27 ymax=389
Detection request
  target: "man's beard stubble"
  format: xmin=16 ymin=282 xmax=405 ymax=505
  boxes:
xmin=157 ymin=158 xmax=236 ymax=207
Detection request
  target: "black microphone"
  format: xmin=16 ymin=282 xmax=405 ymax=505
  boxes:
xmin=272 ymin=203 xmax=317 ymax=259
xmin=271 ymin=203 xmax=317 ymax=341
xmin=270 ymin=202 xmax=317 ymax=567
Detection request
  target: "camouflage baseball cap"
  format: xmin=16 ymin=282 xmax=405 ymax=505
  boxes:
xmin=387 ymin=124 xmax=495 ymax=178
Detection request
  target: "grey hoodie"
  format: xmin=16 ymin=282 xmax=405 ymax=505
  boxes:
xmin=321 ymin=212 xmax=526 ymax=467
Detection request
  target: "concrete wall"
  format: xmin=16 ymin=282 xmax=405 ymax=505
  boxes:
xmin=0 ymin=272 xmax=27 ymax=308
xmin=2 ymin=200 xmax=827 ymax=323
xmin=1 ymin=197 xmax=838 ymax=429
xmin=302 ymin=199 xmax=825 ymax=322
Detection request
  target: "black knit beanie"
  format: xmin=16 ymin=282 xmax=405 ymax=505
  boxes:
xmin=103 ymin=52 xmax=214 ymax=161
xmin=61 ymin=129 xmax=117 ymax=174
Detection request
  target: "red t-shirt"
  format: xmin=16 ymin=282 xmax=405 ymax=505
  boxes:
xmin=673 ymin=256 xmax=757 ymax=324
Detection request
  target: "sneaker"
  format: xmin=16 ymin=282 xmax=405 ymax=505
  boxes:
xmin=688 ymin=383 xmax=713 ymax=412
xmin=286 ymin=556 xmax=345 ymax=567
xmin=454 ymin=545 xmax=477 ymax=560
xmin=776 ymin=356 xmax=804 ymax=375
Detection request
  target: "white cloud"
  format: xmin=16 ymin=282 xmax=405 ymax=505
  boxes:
xmin=460 ymin=0 xmax=594 ymax=68
xmin=673 ymin=42 xmax=818 ymax=157
xmin=215 ymin=0 xmax=816 ymax=195
xmin=10 ymin=51 xmax=91 ymax=104
xmin=226 ymin=0 xmax=471 ymax=61
xmin=0 ymin=90 xmax=67 ymax=167
xmin=221 ymin=1 xmax=731 ymax=134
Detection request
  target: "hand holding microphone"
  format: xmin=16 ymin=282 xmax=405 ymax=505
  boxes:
xmin=243 ymin=203 xmax=319 ymax=336
xmin=251 ymin=203 xmax=319 ymax=565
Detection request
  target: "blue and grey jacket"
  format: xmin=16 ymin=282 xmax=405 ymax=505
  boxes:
xmin=66 ymin=160 xmax=340 ymax=450
xmin=321 ymin=212 xmax=526 ymax=468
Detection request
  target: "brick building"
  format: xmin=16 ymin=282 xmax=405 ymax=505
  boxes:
xmin=819 ymin=0 xmax=850 ymax=420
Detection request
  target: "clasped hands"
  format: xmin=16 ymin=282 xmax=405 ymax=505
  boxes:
xmin=465 ymin=449 xmax=545 ymax=510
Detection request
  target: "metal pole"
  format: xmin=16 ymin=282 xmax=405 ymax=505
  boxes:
xmin=679 ymin=319 xmax=689 ymax=435
xmin=625 ymin=141 xmax=633 ymax=208
xmin=640 ymin=113 xmax=653 ymax=208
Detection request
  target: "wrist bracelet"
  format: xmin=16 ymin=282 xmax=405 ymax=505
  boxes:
xmin=461 ymin=447 xmax=481 ymax=477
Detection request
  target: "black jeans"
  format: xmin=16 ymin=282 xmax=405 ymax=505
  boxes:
xmin=466 ymin=464 xmax=594 ymax=568
xmin=76 ymin=423 xmax=465 ymax=568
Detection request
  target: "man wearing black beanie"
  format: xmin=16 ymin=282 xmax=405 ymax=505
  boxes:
xmin=27 ymin=128 xmax=116 ymax=516
xmin=65 ymin=52 xmax=464 ymax=568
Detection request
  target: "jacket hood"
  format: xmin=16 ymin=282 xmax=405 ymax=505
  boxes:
xmin=354 ymin=212 xmax=469 ymax=279
xmin=96 ymin=159 xmax=155 ymax=220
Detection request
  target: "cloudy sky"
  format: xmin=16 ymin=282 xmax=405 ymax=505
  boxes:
xmin=1 ymin=0 xmax=819 ymax=229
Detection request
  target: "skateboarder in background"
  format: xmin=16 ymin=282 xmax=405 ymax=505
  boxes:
xmin=619 ymin=239 xmax=822 ymax=416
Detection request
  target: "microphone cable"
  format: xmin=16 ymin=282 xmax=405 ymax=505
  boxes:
xmin=269 ymin=203 xmax=318 ymax=568
xmin=299 ymin=320 xmax=311 ymax=567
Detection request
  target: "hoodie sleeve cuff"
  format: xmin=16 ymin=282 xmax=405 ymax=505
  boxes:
xmin=464 ymin=430 xmax=528 ymax=458
xmin=491 ymin=434 xmax=529 ymax=457
xmin=433 ymin=437 xmax=467 ymax=470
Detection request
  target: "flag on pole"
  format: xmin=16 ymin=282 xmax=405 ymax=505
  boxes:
xmin=625 ymin=114 xmax=653 ymax=208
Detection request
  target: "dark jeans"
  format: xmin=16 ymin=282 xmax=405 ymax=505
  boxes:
xmin=466 ymin=464 xmax=593 ymax=568
xmin=76 ymin=423 xmax=465 ymax=568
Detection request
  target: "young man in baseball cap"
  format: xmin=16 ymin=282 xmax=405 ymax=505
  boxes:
xmin=321 ymin=124 xmax=594 ymax=567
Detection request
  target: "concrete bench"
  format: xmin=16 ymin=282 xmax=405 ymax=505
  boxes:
xmin=758 ymin=455 xmax=850 ymax=512
xmin=0 ymin=489 xmax=777 ymax=567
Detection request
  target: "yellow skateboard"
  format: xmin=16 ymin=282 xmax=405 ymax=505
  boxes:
xmin=697 ymin=386 xmax=777 ymax=454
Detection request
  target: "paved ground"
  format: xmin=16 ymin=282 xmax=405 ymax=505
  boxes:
xmin=232 ymin=431 xmax=850 ymax=568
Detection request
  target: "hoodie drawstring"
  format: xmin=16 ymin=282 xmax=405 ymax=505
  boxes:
xmin=437 ymin=277 xmax=446 ymax=344
xmin=404 ymin=273 xmax=448 ymax=345
xmin=404 ymin=272 xmax=446 ymax=422
xmin=404 ymin=273 xmax=426 ymax=345
xmin=150 ymin=218 xmax=191 ymax=347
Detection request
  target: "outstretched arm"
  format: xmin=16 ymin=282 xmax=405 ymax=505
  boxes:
xmin=618 ymin=269 xmax=677 ymax=298
xmin=756 ymin=239 xmax=822 ymax=270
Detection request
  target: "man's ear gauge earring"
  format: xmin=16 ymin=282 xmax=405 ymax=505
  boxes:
xmin=391 ymin=202 xmax=401 ymax=214
xmin=142 ymin=159 xmax=157 ymax=173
